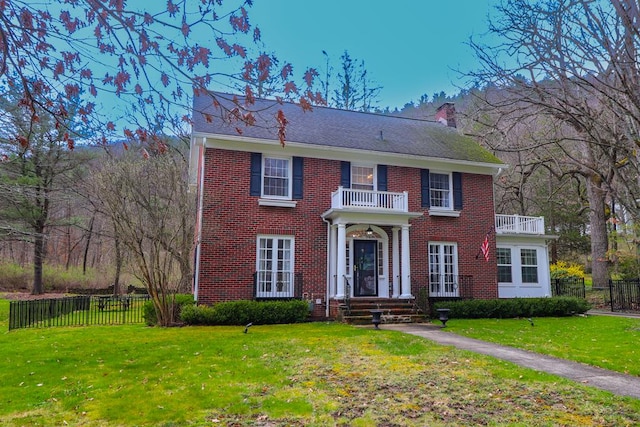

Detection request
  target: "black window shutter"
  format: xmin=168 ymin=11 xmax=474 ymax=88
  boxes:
xmin=453 ymin=172 xmax=463 ymax=210
xmin=250 ymin=153 xmax=262 ymax=196
xmin=377 ymin=164 xmax=387 ymax=191
xmin=341 ymin=161 xmax=351 ymax=188
xmin=292 ymin=157 xmax=304 ymax=199
xmin=421 ymin=169 xmax=430 ymax=208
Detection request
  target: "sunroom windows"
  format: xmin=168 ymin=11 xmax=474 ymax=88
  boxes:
xmin=496 ymin=246 xmax=539 ymax=285
xmin=497 ymin=247 xmax=513 ymax=283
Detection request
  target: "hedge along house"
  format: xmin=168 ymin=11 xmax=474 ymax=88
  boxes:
xmin=189 ymin=93 xmax=553 ymax=319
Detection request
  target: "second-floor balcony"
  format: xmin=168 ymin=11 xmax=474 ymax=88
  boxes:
xmin=495 ymin=214 xmax=545 ymax=235
xmin=331 ymin=187 xmax=409 ymax=212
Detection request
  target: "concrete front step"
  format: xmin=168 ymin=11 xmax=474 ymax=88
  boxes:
xmin=338 ymin=298 xmax=427 ymax=324
xmin=343 ymin=313 xmax=427 ymax=325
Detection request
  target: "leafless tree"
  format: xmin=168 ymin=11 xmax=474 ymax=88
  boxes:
xmin=90 ymin=146 xmax=195 ymax=326
xmin=466 ymin=0 xmax=640 ymax=286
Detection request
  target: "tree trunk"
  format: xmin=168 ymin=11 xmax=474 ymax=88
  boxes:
xmin=32 ymin=231 xmax=45 ymax=294
xmin=82 ymin=215 xmax=94 ymax=275
xmin=113 ymin=234 xmax=122 ymax=295
xmin=548 ymin=170 xmax=558 ymax=263
xmin=586 ymin=175 xmax=609 ymax=289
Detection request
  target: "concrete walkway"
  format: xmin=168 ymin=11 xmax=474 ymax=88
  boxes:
xmin=382 ymin=322 xmax=640 ymax=400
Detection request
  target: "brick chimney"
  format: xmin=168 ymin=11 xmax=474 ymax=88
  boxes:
xmin=435 ymin=103 xmax=456 ymax=128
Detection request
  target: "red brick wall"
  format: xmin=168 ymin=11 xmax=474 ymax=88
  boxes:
xmin=389 ymin=166 xmax=498 ymax=299
xmin=197 ymin=149 xmax=498 ymax=308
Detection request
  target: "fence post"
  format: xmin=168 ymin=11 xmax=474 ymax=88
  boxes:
xmin=609 ymin=279 xmax=614 ymax=312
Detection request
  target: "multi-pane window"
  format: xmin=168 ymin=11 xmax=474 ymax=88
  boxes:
xmin=351 ymin=166 xmax=375 ymax=191
xmin=497 ymin=248 xmax=513 ymax=283
xmin=263 ymin=157 xmax=290 ymax=198
xmin=429 ymin=242 xmax=458 ymax=295
xmin=256 ymin=236 xmax=294 ymax=297
xmin=521 ymin=249 xmax=538 ymax=283
xmin=429 ymin=172 xmax=451 ymax=208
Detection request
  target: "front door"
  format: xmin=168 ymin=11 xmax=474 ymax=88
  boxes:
xmin=353 ymin=240 xmax=377 ymax=296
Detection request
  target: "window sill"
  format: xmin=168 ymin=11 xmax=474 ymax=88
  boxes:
xmin=258 ymin=198 xmax=297 ymax=208
xmin=428 ymin=209 xmax=460 ymax=218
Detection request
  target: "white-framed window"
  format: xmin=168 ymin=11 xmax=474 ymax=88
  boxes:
xmin=256 ymin=236 xmax=294 ymax=297
xmin=262 ymin=156 xmax=291 ymax=199
xmin=521 ymin=248 xmax=539 ymax=283
xmin=429 ymin=172 xmax=452 ymax=209
xmin=429 ymin=242 xmax=458 ymax=296
xmin=351 ymin=165 xmax=375 ymax=191
xmin=497 ymin=247 xmax=513 ymax=283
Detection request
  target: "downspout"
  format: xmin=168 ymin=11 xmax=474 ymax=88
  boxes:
xmin=192 ymin=138 xmax=206 ymax=302
xmin=322 ymin=217 xmax=332 ymax=318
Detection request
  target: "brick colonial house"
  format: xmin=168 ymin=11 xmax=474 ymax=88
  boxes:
xmin=189 ymin=93 xmax=553 ymax=319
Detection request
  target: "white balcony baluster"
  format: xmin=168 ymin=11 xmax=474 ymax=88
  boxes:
xmin=495 ymin=214 xmax=545 ymax=234
xmin=330 ymin=187 xmax=408 ymax=212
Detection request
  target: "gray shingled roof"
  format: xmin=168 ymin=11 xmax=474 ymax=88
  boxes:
xmin=192 ymin=93 xmax=503 ymax=165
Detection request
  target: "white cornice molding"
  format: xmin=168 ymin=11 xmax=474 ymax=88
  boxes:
xmin=191 ymin=131 xmax=506 ymax=176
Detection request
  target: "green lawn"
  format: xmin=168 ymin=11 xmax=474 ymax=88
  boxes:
xmin=441 ymin=314 xmax=640 ymax=376
xmin=2 ymin=299 xmax=640 ymax=426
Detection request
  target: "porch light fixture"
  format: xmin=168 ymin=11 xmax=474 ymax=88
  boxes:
xmin=366 ymin=226 xmax=374 ymax=236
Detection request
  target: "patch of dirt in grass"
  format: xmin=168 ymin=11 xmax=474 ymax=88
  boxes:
xmin=280 ymin=346 xmax=640 ymax=426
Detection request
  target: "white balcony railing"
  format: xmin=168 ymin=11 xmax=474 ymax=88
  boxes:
xmin=331 ymin=186 xmax=408 ymax=212
xmin=495 ymin=214 xmax=545 ymax=235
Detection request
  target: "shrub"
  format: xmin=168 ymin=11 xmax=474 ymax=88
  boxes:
xmin=0 ymin=262 xmax=30 ymax=290
xmin=550 ymin=261 xmax=586 ymax=279
xmin=180 ymin=304 xmax=217 ymax=325
xmin=612 ymin=253 xmax=640 ymax=280
xmin=0 ymin=262 xmax=120 ymax=292
xmin=432 ymin=297 xmax=591 ymax=319
xmin=143 ymin=293 xmax=195 ymax=326
xmin=180 ymin=299 xmax=311 ymax=326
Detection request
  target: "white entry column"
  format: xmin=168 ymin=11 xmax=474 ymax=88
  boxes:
xmin=328 ymin=224 xmax=337 ymax=297
xmin=400 ymin=225 xmax=413 ymax=298
xmin=392 ymin=227 xmax=400 ymax=298
xmin=335 ymin=223 xmax=347 ymax=299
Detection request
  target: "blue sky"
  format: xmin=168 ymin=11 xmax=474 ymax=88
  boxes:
xmin=248 ymin=1 xmax=497 ymax=110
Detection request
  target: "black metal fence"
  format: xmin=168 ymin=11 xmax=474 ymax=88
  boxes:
xmin=551 ymin=277 xmax=586 ymax=299
xmin=609 ymin=279 xmax=640 ymax=312
xmin=9 ymin=295 xmax=150 ymax=330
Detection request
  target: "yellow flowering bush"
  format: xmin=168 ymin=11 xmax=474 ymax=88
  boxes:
xmin=550 ymin=261 xmax=586 ymax=279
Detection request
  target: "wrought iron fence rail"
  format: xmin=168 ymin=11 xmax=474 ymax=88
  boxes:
xmin=609 ymin=279 xmax=640 ymax=312
xmin=551 ymin=278 xmax=586 ymax=299
xmin=9 ymin=295 xmax=150 ymax=330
